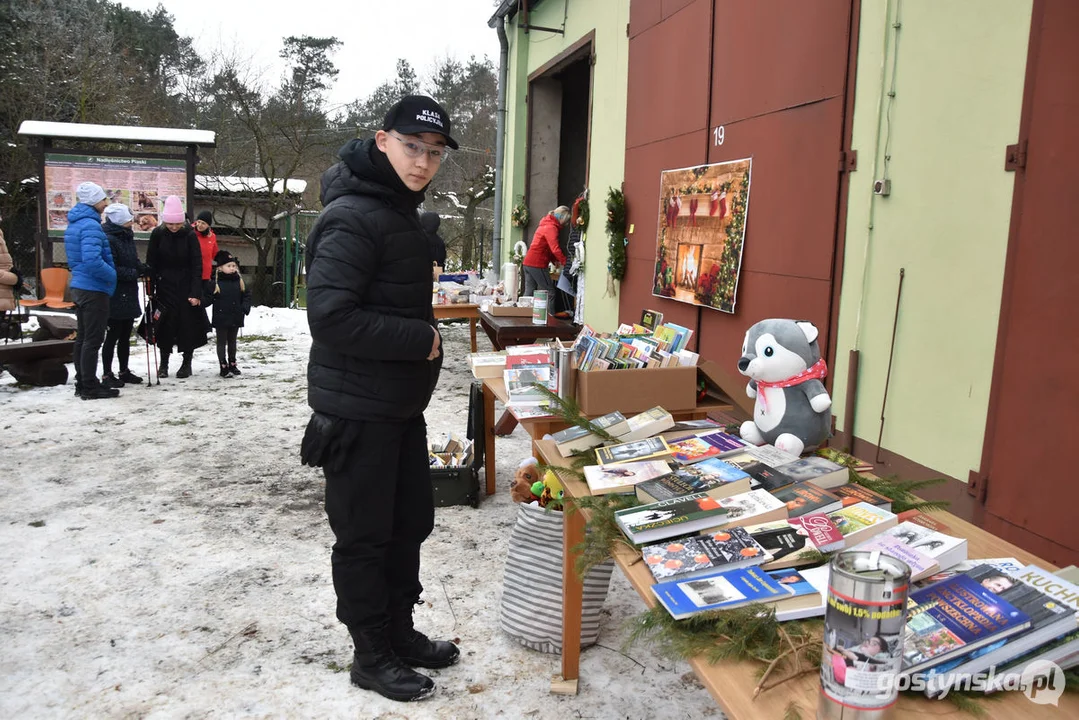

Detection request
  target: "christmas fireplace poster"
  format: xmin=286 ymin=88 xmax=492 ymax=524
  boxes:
xmin=652 ymin=158 xmax=751 ymax=313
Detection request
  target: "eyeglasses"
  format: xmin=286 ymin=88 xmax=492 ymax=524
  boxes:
xmin=389 ymin=132 xmax=447 ymax=162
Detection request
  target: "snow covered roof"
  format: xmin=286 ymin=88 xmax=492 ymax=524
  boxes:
xmin=17 ymin=121 xmax=216 ymax=147
xmin=195 ymin=175 xmax=307 ymax=195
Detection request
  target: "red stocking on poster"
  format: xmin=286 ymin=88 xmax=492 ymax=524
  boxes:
xmin=689 ymin=197 xmax=698 ymax=227
xmin=718 ymin=190 xmax=728 ymax=220
xmin=709 ymin=190 xmax=719 ymax=216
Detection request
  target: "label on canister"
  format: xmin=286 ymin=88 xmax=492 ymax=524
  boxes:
xmin=532 ymin=290 xmax=548 ymax=325
xmin=819 ymin=551 xmax=911 ymax=717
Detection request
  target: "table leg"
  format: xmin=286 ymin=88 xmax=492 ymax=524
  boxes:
xmin=483 ymin=382 xmax=496 ymax=496
xmin=552 ymin=500 xmax=585 ymax=695
xmin=469 ymin=317 xmax=478 ymax=353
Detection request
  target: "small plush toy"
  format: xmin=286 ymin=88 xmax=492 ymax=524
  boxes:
xmin=510 ymin=457 xmax=542 ymax=504
xmin=532 ymin=469 xmax=565 ymax=511
xmin=737 ymin=318 xmax=832 ymax=457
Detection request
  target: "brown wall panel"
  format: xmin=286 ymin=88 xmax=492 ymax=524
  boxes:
xmin=625 ymin=0 xmax=713 ymax=149
xmin=709 ymin=98 xmax=845 ymax=281
xmin=697 ymin=273 xmax=833 ymax=390
xmin=620 ymin=132 xmax=708 ymax=325
xmin=712 ymin=0 xmax=851 ymax=124
xmin=630 ymin=0 xmax=662 ymax=38
xmin=662 ymin=0 xmax=697 ymax=19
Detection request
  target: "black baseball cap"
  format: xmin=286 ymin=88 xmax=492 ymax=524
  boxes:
xmin=382 ymin=95 xmax=459 ymax=150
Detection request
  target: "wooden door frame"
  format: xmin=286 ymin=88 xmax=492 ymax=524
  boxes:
xmin=968 ymin=0 xmax=1046 ymax=506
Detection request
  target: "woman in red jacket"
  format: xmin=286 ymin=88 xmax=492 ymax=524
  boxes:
xmin=522 ymin=205 xmax=570 ymax=297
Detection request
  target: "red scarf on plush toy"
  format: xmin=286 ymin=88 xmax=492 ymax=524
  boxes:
xmin=755 ymin=359 xmax=828 ymax=414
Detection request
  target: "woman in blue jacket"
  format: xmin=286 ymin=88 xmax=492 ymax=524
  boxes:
xmin=64 ymin=182 xmax=117 ymax=400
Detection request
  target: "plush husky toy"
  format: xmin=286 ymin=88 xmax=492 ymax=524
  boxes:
xmin=737 ymin=319 xmax=832 ymax=456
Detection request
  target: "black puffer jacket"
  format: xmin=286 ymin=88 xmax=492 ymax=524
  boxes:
xmin=103 ymin=220 xmax=144 ymax=320
xmin=305 ymin=138 xmax=442 ymax=422
xmin=211 ymin=272 xmax=251 ymax=329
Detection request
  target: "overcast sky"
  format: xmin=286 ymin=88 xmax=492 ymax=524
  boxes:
xmin=116 ymin=1 xmax=502 ymax=113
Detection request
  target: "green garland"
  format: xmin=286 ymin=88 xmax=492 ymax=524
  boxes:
xmin=606 ymin=187 xmax=627 ymax=282
xmin=511 ymin=199 xmax=529 ymax=228
xmin=574 ymin=195 xmax=589 ymax=231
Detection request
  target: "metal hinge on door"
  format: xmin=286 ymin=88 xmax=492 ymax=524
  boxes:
xmin=1005 ymin=140 xmax=1027 ymax=171
xmin=967 ymin=469 xmax=988 ymax=503
xmin=839 ymin=150 xmax=857 ymax=173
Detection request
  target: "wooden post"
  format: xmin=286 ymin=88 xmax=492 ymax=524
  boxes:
xmin=552 ymin=500 xmax=585 ymax=695
xmin=482 ymin=381 xmax=497 ymax=496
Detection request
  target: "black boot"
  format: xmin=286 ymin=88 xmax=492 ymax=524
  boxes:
xmin=118 ymin=369 xmax=143 ymax=384
xmin=389 ymin=606 xmax=460 ymax=669
xmin=220 ymin=363 xmax=230 ymax=378
xmin=176 ymin=352 xmax=193 ymax=379
xmin=349 ymin=625 xmax=435 ymax=702
xmin=158 ymin=355 xmax=170 ymax=378
xmin=101 ymin=371 xmax=125 ymax=389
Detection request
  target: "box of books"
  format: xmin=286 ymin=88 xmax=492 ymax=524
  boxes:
xmin=576 ymin=364 xmax=697 ymax=416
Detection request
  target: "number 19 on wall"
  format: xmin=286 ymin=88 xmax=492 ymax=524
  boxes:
xmin=713 ymin=126 xmax=725 ymax=146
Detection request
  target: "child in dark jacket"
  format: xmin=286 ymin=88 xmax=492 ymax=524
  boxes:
xmin=211 ymin=251 xmax=251 ymax=377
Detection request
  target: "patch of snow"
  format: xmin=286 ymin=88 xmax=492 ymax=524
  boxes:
xmin=196 ymin=175 xmax=307 ymax=195
xmin=0 ymin=308 xmax=722 ymax=719
xmin=17 ymin=120 xmax=215 ymax=147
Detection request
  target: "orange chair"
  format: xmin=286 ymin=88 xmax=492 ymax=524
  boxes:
xmin=20 ymin=267 xmax=75 ymax=309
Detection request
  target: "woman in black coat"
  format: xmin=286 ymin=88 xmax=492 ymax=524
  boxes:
xmin=211 ymin=250 xmax=251 ymax=377
xmin=100 ymin=204 xmax=147 ymax=386
xmin=146 ymin=196 xmax=208 ymax=378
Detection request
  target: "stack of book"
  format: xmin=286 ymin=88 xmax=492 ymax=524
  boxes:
xmin=573 ymin=313 xmax=698 ymax=371
xmin=503 ymin=345 xmax=555 ymax=408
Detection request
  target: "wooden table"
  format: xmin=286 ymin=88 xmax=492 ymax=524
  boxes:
xmin=536 ymin=437 xmax=1079 ymax=716
xmin=433 ymin=302 xmax=480 ymax=353
xmin=477 ymin=309 xmax=579 ymax=351
xmin=480 ymin=377 xmax=730 ymax=497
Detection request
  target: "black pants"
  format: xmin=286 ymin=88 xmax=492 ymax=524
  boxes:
xmin=323 ymin=416 xmax=434 ymax=630
xmin=522 ymin=265 xmax=555 ymax=297
xmin=71 ymin=288 xmax=110 ymax=389
xmin=102 ymin=318 xmax=135 ymax=374
xmin=216 ymin=326 xmax=239 ymax=364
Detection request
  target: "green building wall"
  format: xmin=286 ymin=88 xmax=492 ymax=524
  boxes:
xmin=832 ymin=0 xmax=1032 ymax=481
xmin=500 ymin=0 xmax=629 ymax=331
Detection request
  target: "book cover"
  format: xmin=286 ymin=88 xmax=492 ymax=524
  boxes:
xmin=595 ymin=436 xmax=672 ymax=465
xmin=896 ymin=509 xmax=952 ymax=533
xmin=853 ymin=535 xmax=940 ymax=582
xmin=635 ymin=459 xmax=751 ymax=503
xmin=826 ymin=502 xmax=897 ymax=546
xmin=1013 ymin=565 xmax=1079 ymax=616
xmin=773 ymin=482 xmax=842 ymax=517
xmin=748 ymin=514 xmax=845 ymax=570
xmin=668 ymin=435 xmax=723 ymax=464
xmin=698 ymin=431 xmax=748 ymax=454
xmin=773 ymin=456 xmax=849 ymax=490
xmin=915 ymin=558 xmax=1026 ymax=590
xmin=551 ymin=411 xmax=629 ymax=456
xmin=872 ymin=521 xmax=968 ymax=572
xmin=618 ymin=406 xmax=676 ymax=441
xmin=503 ymin=366 xmax=554 ymax=406
xmin=830 ymin=483 xmax=893 ymax=511
xmin=508 ymin=405 xmax=556 ymax=421
xmin=640 ymin=526 xmax=772 ymax=582
xmin=740 ymin=462 xmax=797 ymax=492
xmin=901 ymin=572 xmax=1032 ymax=674
xmin=614 ymin=492 xmax=730 ymax=545
xmin=652 ymin=566 xmax=794 ymax=620
xmin=713 ymin=489 xmax=788 ymax=529
xmin=640 ymin=308 xmax=664 ymax=331
xmin=765 ymin=568 xmax=823 ymax=617
xmin=583 ymin=460 xmax=672 ymax=495
xmin=774 ymin=564 xmax=831 ymax=621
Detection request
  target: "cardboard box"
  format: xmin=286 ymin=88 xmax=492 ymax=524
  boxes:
xmin=576 ymin=365 xmax=697 ymax=416
xmin=486 ymin=305 xmax=533 ymax=317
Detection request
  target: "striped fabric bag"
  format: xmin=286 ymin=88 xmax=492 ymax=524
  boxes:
xmin=499 ymin=502 xmax=615 ymax=654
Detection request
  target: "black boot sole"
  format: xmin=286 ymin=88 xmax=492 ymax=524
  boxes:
xmin=349 ymin=670 xmax=435 ymax=702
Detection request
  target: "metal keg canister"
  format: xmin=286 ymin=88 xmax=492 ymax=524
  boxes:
xmin=818 ymin=550 xmax=911 ymax=720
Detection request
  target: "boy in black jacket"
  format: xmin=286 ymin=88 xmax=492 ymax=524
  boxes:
xmin=211 ymin=251 xmax=251 ymax=377
xmin=300 ymin=95 xmax=459 ymax=702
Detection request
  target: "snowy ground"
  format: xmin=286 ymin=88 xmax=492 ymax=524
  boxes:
xmin=0 ymin=308 xmax=723 ymax=719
